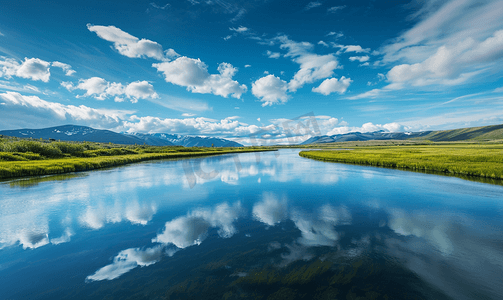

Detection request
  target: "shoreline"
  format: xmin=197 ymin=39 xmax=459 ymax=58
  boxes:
xmin=299 ymin=145 xmax=503 ymax=185
xmin=0 ymin=149 xmax=274 ymax=180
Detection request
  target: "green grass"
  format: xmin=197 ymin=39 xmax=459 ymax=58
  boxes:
xmin=299 ymin=144 xmax=503 ymax=182
xmin=0 ymin=136 xmax=274 ymax=180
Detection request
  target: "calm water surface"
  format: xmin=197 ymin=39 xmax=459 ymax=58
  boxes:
xmin=1 ymin=150 xmax=502 ymax=300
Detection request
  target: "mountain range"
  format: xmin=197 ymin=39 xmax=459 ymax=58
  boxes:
xmin=0 ymin=125 xmax=243 ymax=147
xmin=302 ymin=124 xmax=503 ymax=144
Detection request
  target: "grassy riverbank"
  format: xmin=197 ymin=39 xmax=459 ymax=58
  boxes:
xmin=0 ymin=137 xmax=273 ymax=180
xmin=299 ymin=143 xmax=503 ymax=181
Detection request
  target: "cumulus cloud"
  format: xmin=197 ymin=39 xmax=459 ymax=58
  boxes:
xmin=312 ymin=76 xmax=352 ymax=95
xmin=14 ymin=58 xmax=51 ymax=82
xmin=51 ymin=61 xmax=76 ymax=76
xmin=252 ymin=193 xmax=288 ymax=226
xmin=1 ymin=57 xmax=76 ymax=82
xmin=87 ymin=22 xmax=253 ymax=104
xmin=87 ymin=24 xmax=177 ymax=61
xmin=277 ymin=36 xmax=341 ymax=92
xmin=266 ymin=50 xmax=281 ymax=59
xmin=333 ymin=44 xmax=371 ymax=54
xmin=74 ymin=77 xmax=108 ymax=99
xmin=153 ymin=58 xmax=247 ymax=98
xmin=349 ymin=55 xmax=370 ymax=63
xmin=69 ymin=77 xmax=158 ymax=102
xmin=251 ymin=74 xmax=289 ymax=106
xmin=86 ymin=246 xmax=164 ymax=281
xmin=124 ymin=81 xmax=159 ymax=103
xmin=153 ymin=202 xmax=242 ymax=248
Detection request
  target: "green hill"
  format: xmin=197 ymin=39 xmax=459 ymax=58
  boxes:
xmin=414 ymin=124 xmax=503 ymax=141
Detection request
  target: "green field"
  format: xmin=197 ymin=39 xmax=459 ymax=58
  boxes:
xmin=299 ymin=143 xmax=503 ymax=182
xmin=0 ymin=137 xmax=273 ymax=180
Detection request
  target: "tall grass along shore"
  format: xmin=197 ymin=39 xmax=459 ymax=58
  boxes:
xmin=0 ymin=136 xmax=273 ymax=180
xmin=299 ymin=143 xmax=503 ymax=182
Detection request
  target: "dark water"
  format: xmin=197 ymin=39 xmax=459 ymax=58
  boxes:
xmin=1 ymin=150 xmax=502 ymax=300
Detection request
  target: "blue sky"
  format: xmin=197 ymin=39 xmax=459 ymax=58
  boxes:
xmin=1 ymin=0 xmax=503 ymax=144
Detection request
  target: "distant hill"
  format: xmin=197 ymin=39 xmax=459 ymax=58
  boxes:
xmin=411 ymin=124 xmax=503 ymax=141
xmin=0 ymin=125 xmax=243 ymax=147
xmin=301 ymin=124 xmax=503 ymax=145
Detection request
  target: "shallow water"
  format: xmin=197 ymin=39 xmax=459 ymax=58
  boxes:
xmin=1 ymin=150 xmax=502 ymax=299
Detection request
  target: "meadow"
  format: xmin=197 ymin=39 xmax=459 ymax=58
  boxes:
xmin=0 ymin=136 xmax=271 ymax=180
xmin=299 ymin=143 xmax=503 ymax=181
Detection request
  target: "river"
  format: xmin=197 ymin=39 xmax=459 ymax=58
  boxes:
xmin=1 ymin=150 xmax=502 ymax=299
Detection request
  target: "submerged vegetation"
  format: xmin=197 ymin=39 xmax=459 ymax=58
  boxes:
xmin=299 ymin=143 xmax=503 ymax=182
xmin=0 ymin=136 xmax=273 ymax=180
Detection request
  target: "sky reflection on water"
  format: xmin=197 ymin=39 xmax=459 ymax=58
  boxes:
xmin=1 ymin=150 xmax=502 ymax=299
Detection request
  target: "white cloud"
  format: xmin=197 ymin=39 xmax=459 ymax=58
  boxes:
xmin=0 ymin=92 xmax=129 ymax=130
xmin=304 ymin=1 xmax=322 ymax=11
xmin=153 ymin=57 xmax=247 ymax=98
xmin=333 ymin=44 xmax=371 ymax=53
xmin=86 ymin=246 xmax=163 ymax=281
xmin=312 ymin=76 xmax=352 ymax=95
xmin=229 ymin=26 xmax=248 ymax=33
xmin=52 ymin=61 xmax=76 ymax=76
xmin=378 ymin=1 xmax=503 ymax=88
xmin=87 ymin=24 xmax=177 ymax=61
xmin=244 ymin=64 xmax=251 ymax=68
xmin=71 ymin=77 xmax=158 ymax=102
xmin=1 ymin=57 xmax=77 ymax=82
xmin=15 ymin=58 xmax=51 ymax=82
xmin=252 ymin=193 xmax=288 ymax=226
xmin=266 ymin=50 xmax=281 ymax=59
xmin=76 ymin=77 xmax=108 ymax=99
xmin=0 ymin=57 xmax=19 ymax=79
xmin=153 ymin=202 xmax=242 ymax=248
xmin=125 ymin=81 xmax=159 ymax=103
xmin=349 ymin=55 xmax=370 ymax=63
xmin=327 ymin=31 xmax=344 ymax=38
xmin=327 ymin=5 xmax=345 ymax=13
xmin=0 ymin=80 xmax=41 ymax=93
xmin=251 ymin=74 xmax=289 ymax=106
xmin=1 ymin=92 xmax=359 ymax=143
xmin=182 ymin=113 xmax=196 ymax=117
xmin=326 ymin=122 xmax=407 ymax=135
xmin=318 ymin=41 xmax=329 ymax=47
xmin=278 ymin=36 xmax=341 ymax=92
xmin=386 ymin=30 xmax=503 ymax=87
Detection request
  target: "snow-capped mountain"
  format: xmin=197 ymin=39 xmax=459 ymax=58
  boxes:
xmin=0 ymin=125 xmax=242 ymax=147
xmin=125 ymin=132 xmax=243 ymax=147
